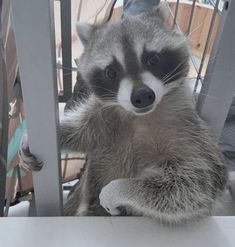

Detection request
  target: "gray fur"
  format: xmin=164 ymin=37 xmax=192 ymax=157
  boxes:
xmin=20 ymin=3 xmax=228 ymax=224
xmin=61 ymin=87 xmax=227 ymax=224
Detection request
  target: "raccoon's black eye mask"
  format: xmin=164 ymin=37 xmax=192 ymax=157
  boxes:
xmin=143 ymin=52 xmax=160 ymax=67
xmin=89 ymin=58 xmax=124 ymax=99
xmin=141 ymin=48 xmax=189 ymax=84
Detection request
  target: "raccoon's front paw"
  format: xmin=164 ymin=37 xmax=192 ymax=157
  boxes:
xmin=99 ymin=179 xmax=124 ymax=216
xmin=18 ymin=133 xmax=43 ymax=171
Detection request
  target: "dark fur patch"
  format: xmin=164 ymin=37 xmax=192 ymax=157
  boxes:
xmin=89 ymin=57 xmax=124 ymax=100
xmin=122 ymin=34 xmax=141 ymax=82
xmin=141 ymin=47 xmax=189 ymax=84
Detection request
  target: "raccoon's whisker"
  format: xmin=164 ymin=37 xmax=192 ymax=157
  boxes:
xmin=207 ymin=55 xmax=218 ymax=63
xmin=162 ymin=60 xmax=189 ymax=83
xmin=98 ymin=98 xmax=120 ymax=105
xmin=92 ymin=85 xmax=118 ymax=96
xmin=162 ymin=61 xmax=188 ymax=82
xmin=85 ymin=102 xmax=117 ymax=116
xmin=58 ymin=81 xmax=90 ymax=92
xmin=76 ymin=92 xmax=91 ymax=98
xmin=98 ymin=96 xmax=131 ymax=106
xmin=171 ymin=36 xmax=190 ymax=48
xmin=187 ymin=31 xmax=217 ymax=41
xmin=63 ymin=91 xmax=90 ymax=100
xmin=99 ymin=103 xmax=120 ymax=113
xmin=59 ymin=72 xmax=75 ymax=77
xmin=196 ymin=92 xmax=222 ymax=101
xmin=163 ymin=68 xmax=189 ymax=84
xmin=56 ymin=63 xmax=78 ymax=71
xmin=98 ymin=94 xmax=118 ymax=100
xmin=99 ymin=97 xmax=118 ymax=102
xmin=103 ymin=102 xmax=119 ymax=108
xmin=186 ymin=19 xmax=209 ymax=38
xmin=163 ymin=59 xmax=189 ymax=81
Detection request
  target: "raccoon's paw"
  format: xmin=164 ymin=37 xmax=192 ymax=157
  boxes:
xmin=99 ymin=180 xmax=124 ymax=216
xmin=18 ymin=133 xmax=43 ymax=171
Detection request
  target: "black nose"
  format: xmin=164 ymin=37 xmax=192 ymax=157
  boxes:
xmin=131 ymin=87 xmax=155 ymax=108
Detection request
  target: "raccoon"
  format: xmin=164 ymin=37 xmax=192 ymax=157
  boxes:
xmin=21 ymin=3 xmax=228 ymax=224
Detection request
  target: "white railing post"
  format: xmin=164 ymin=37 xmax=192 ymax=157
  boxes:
xmin=197 ymin=0 xmax=235 ymax=140
xmin=11 ymin=0 xmax=62 ymax=216
xmin=0 ymin=0 xmax=8 ymax=217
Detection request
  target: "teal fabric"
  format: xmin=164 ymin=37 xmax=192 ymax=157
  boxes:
xmin=6 ymin=118 xmax=78 ymax=179
xmin=7 ymin=168 xmax=26 ymax=178
xmin=7 ymin=120 xmax=26 ymax=166
xmin=7 ymin=120 xmax=27 ymax=178
xmin=7 ymin=120 xmax=70 ymax=163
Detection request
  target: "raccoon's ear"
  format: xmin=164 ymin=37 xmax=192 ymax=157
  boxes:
xmin=76 ymin=23 xmax=94 ymax=47
xmin=157 ymin=2 xmax=170 ymax=22
xmin=140 ymin=2 xmax=169 ymax=23
xmin=152 ymin=2 xmax=170 ymax=22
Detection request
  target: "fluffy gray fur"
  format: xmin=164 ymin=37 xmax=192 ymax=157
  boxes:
xmin=21 ymin=3 xmax=228 ymax=224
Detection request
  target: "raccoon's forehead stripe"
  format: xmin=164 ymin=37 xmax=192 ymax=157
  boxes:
xmin=112 ymin=44 xmax=125 ymax=69
xmin=117 ymin=78 xmax=133 ymax=112
xmin=122 ymin=35 xmax=140 ymax=81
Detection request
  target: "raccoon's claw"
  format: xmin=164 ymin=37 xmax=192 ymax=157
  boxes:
xmin=104 ymin=207 xmax=120 ymax=216
xmin=99 ymin=180 xmax=123 ymax=216
xmin=18 ymin=149 xmax=43 ymax=171
xmin=19 ymin=134 xmax=43 ymax=171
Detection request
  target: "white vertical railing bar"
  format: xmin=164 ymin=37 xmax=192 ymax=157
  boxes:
xmin=173 ymin=0 xmax=180 ymax=26
xmin=59 ymin=0 xmax=72 ymax=103
xmin=197 ymin=0 xmax=235 ymax=139
xmin=193 ymin=0 xmax=220 ymax=93
xmin=0 ymin=0 xmax=8 ymax=217
xmin=11 ymin=0 xmax=62 ymax=216
xmin=186 ymin=0 xmax=196 ymax=35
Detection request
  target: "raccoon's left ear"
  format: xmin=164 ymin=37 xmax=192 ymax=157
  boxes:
xmin=141 ymin=2 xmax=170 ymax=23
xmin=76 ymin=22 xmax=94 ymax=47
xmin=157 ymin=2 xmax=170 ymax=22
xmin=153 ymin=2 xmax=170 ymax=22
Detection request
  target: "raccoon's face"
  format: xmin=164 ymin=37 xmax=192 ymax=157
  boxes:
xmin=76 ymin=4 xmax=189 ymax=115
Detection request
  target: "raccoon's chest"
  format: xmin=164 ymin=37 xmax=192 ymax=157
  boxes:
xmin=132 ymin=117 xmax=175 ymax=167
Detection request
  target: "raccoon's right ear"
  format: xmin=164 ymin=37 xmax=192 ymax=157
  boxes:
xmin=76 ymin=23 xmax=94 ymax=47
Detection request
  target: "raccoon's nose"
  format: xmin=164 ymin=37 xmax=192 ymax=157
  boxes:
xmin=131 ymin=86 xmax=155 ymax=108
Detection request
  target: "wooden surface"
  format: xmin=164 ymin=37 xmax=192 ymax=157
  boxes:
xmin=1 ymin=217 xmax=235 ymax=247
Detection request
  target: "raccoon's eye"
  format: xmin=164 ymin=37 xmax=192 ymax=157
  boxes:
xmin=146 ymin=53 xmax=160 ymax=67
xmin=104 ymin=66 xmax=117 ymax=80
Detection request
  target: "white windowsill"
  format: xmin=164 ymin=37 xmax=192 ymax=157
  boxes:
xmin=1 ymin=216 xmax=235 ymax=247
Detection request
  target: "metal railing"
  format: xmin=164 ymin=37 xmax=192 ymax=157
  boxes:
xmin=58 ymin=0 xmax=72 ymax=103
xmin=166 ymin=0 xmax=235 ymax=139
xmin=165 ymin=0 xmax=222 ymax=93
xmin=197 ymin=0 xmax=235 ymax=138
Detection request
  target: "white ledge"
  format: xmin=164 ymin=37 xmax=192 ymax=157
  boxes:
xmin=1 ymin=216 xmax=235 ymax=247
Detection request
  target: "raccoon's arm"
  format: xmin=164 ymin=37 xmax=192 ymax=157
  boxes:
xmin=60 ymin=95 xmax=105 ymax=153
xmin=99 ymin=159 xmax=227 ymax=223
xmin=19 ymin=95 xmax=104 ymax=170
